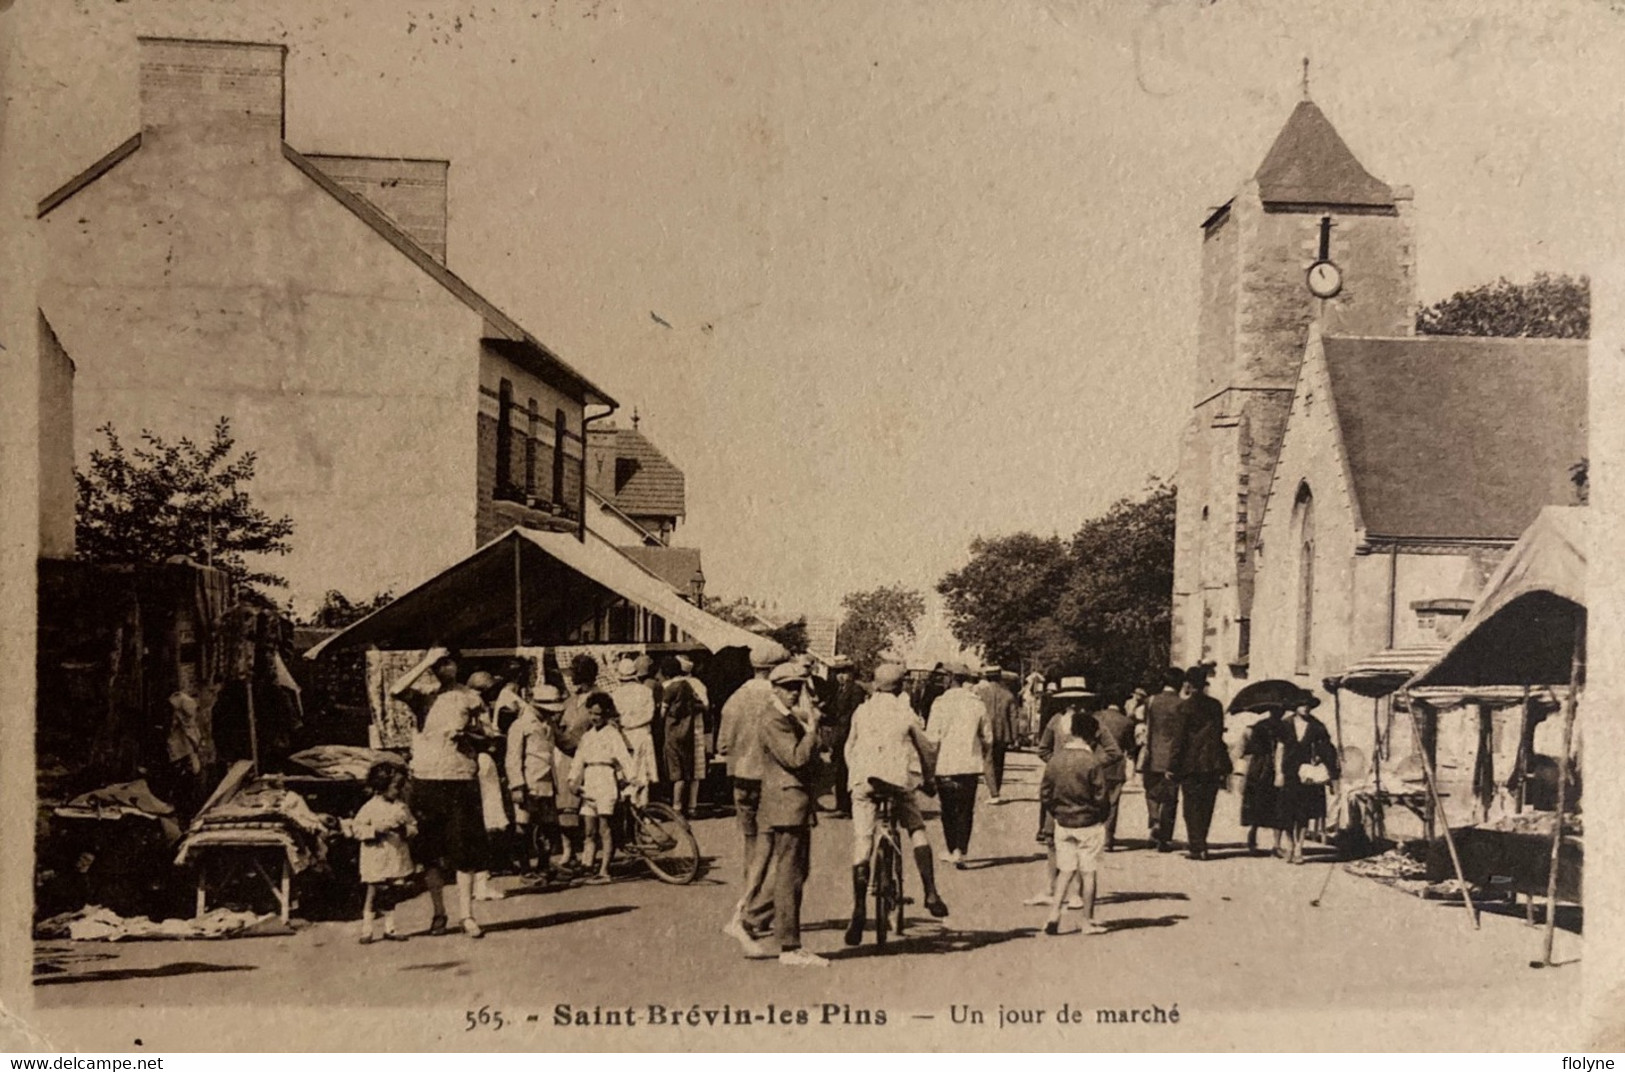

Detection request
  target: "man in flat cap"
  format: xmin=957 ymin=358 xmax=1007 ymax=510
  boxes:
xmin=718 ymin=641 xmax=790 ymax=954
xmin=756 ymin=660 xmax=827 ymax=966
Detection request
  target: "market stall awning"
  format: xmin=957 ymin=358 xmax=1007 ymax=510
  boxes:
xmin=304 ymin=527 xmax=764 ymax=657
xmin=1328 ymin=645 xmax=1446 ymax=699
xmin=1409 ymin=506 xmax=1586 ymax=690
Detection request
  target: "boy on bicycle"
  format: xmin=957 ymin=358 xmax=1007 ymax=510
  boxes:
xmin=842 ymin=661 xmax=949 ymax=946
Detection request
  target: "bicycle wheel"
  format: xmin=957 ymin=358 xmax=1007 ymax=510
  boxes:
xmin=873 ymin=839 xmax=896 ymax=946
xmin=634 ymin=801 xmax=701 ymax=885
xmin=891 ymin=837 xmax=907 ymax=937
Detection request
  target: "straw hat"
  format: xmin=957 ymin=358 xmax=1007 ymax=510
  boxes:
xmin=1052 ymin=675 xmax=1095 ymax=700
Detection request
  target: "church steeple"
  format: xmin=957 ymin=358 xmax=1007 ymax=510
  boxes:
xmin=1253 ymin=99 xmax=1394 ymax=207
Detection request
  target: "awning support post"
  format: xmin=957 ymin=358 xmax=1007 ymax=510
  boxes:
xmin=1539 ymin=616 xmax=1585 ymax=968
xmin=513 ymin=535 xmax=524 ymax=648
xmin=1403 ymin=689 xmax=1478 ymax=931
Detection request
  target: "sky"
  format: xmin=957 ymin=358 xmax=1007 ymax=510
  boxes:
xmin=19 ymin=0 xmax=1625 ymax=617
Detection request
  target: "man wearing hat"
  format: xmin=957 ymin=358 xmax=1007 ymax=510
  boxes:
xmin=505 ymin=683 xmax=567 ymax=879
xmin=842 ymin=661 xmax=950 ymax=945
xmin=1167 ymin=666 xmax=1232 ymax=860
xmin=718 ymin=640 xmax=789 ymax=954
xmin=973 ymin=663 xmax=1018 ymax=803
xmin=610 ymin=656 xmax=660 ymax=807
xmin=755 ymin=660 xmax=828 ymax=966
xmin=1141 ymin=667 xmax=1189 ymax=852
xmin=658 ymin=655 xmax=706 ymax=819
xmin=822 ymin=656 xmax=865 ymax=817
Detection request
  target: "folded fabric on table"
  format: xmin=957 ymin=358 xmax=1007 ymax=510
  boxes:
xmin=286 ymin=745 xmax=406 ymax=783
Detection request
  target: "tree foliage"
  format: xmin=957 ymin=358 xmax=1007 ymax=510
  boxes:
xmin=938 ymin=481 xmax=1175 ymax=691
xmin=75 ymin=418 xmax=296 ymax=592
xmin=837 ymin=584 xmax=926 ymax=675
xmin=301 ymin=589 xmax=396 ymax=629
xmin=1416 ymin=272 xmax=1589 ymax=339
xmin=703 ymin=595 xmax=809 ymax=653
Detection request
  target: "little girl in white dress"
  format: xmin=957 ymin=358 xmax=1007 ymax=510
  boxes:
xmin=348 ymin=761 xmax=418 ymax=943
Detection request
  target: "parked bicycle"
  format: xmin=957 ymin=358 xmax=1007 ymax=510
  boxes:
xmin=613 ymin=796 xmax=701 ymax=884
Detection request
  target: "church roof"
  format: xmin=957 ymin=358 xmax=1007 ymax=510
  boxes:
xmin=1320 ymin=335 xmax=1587 ymax=540
xmin=1254 ymin=100 xmax=1394 ymax=207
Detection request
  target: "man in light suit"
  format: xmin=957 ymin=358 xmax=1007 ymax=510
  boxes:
xmin=755 ymin=661 xmax=827 ymax=967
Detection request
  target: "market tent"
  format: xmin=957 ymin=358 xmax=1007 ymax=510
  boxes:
xmin=304 ymin=527 xmax=764 ymax=657
xmin=1409 ymin=506 xmax=1586 ymax=690
xmin=1332 ymin=645 xmax=1446 ymax=699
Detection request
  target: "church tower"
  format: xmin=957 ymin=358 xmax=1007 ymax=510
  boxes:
xmin=1170 ymin=93 xmax=1416 ymax=698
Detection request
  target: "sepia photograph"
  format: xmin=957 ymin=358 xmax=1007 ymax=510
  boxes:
xmin=2 ymin=0 xmax=1622 ymax=1053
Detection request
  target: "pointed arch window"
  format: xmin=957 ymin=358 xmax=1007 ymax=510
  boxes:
xmin=1292 ymin=482 xmax=1315 ymax=672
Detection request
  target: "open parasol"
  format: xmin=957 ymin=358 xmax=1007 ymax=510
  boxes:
xmin=1227 ymin=678 xmax=1304 ymax=714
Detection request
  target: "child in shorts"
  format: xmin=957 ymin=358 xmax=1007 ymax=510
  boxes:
xmin=567 ymin=692 xmax=641 ymax=885
xmin=1038 ymin=708 xmax=1114 ymax=936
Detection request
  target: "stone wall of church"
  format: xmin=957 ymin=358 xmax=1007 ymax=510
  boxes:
xmin=1193 ymin=205 xmax=1240 ymax=404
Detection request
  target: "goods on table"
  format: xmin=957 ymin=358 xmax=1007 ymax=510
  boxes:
xmin=286 ymin=745 xmax=406 ymax=783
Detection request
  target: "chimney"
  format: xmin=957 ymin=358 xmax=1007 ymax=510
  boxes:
xmin=304 ymin=155 xmax=451 ymax=263
xmin=139 ymin=37 xmax=287 ymax=138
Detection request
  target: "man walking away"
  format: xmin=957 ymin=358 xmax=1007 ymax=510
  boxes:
xmin=826 ymin=657 xmax=865 ymax=817
xmin=926 ymin=664 xmax=992 ymax=867
xmin=757 ymin=661 xmax=827 ymax=967
xmin=973 ymin=664 xmax=1017 ymax=803
xmin=716 ymin=642 xmax=789 ymax=955
xmin=1168 ymin=665 xmax=1231 ymax=860
xmin=1141 ymin=667 xmax=1187 ymax=852
xmin=1039 ymin=707 xmax=1114 ymax=936
xmin=1094 ymin=686 xmax=1136 ymax=851
xmin=658 ymin=656 xmax=705 ymax=819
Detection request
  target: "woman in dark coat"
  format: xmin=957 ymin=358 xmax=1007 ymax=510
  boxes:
xmin=1240 ymin=707 xmax=1284 ymax=856
xmin=1272 ymin=691 xmax=1340 ymax=864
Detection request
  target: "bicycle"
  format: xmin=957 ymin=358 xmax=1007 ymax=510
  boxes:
xmin=613 ymin=796 xmax=702 ymax=885
xmin=865 ymin=777 xmax=910 ymax=944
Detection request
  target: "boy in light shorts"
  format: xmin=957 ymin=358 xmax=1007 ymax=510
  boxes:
xmin=1039 ymin=707 xmax=1114 ymax=936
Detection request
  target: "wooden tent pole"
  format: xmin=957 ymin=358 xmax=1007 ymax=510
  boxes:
xmin=1404 ymin=691 xmax=1478 ymax=930
xmin=513 ymin=535 xmax=524 ymax=649
xmin=1515 ymin=685 xmax=1532 ymax=814
xmin=1540 ymin=617 xmax=1585 ymax=967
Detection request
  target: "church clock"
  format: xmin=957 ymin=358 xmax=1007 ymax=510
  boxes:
xmin=1307 ymin=259 xmax=1342 ymax=299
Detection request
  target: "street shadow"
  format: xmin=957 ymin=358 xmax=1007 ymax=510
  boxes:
xmin=818 ymin=923 xmax=1041 ymax=961
xmin=34 ymin=961 xmax=256 ymax=987
xmin=1100 ymin=914 xmax=1188 ymax=933
xmin=480 ymin=905 xmax=636 ymax=934
xmin=1097 ymin=891 xmax=1190 ymax=906
xmin=399 ymin=961 xmax=466 ymax=972
xmin=959 ymin=852 xmax=1047 ymax=871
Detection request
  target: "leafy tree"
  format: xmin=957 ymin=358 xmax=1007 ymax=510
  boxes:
xmin=837 ymin=584 xmax=926 ymax=675
xmin=703 ymin=595 xmax=808 ymax=653
xmin=938 ymin=532 xmax=1069 ymax=670
xmin=765 ymin=617 xmax=810 ymax=656
xmin=75 ymin=417 xmax=295 ymax=592
xmin=937 ymin=481 xmax=1175 ymax=691
xmin=1416 ymin=272 xmax=1589 ymax=339
xmin=301 ymin=589 xmax=395 ymax=629
xmin=1052 ymin=482 xmax=1176 ymax=690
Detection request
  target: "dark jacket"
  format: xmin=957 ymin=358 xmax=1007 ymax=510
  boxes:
xmin=1142 ymin=689 xmax=1183 ymax=773
xmin=973 ymin=681 xmax=1018 ymax=745
xmin=1095 ymin=706 xmax=1135 ymax=782
xmin=1277 ymin=713 xmax=1339 ymax=785
xmin=1041 ymin=744 xmax=1113 ymax=828
xmin=758 ymin=700 xmax=822 ymax=829
xmin=1167 ymin=692 xmax=1232 ymax=779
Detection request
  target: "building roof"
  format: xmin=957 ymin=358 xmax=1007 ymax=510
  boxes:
xmin=588 ymin=425 xmax=686 ymax=518
xmin=619 ymin=545 xmax=703 ymax=592
xmin=37 ymin=133 xmax=614 ymax=409
xmin=1320 ymin=334 xmax=1587 ymax=540
xmin=1253 ymin=100 xmax=1394 ymax=207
